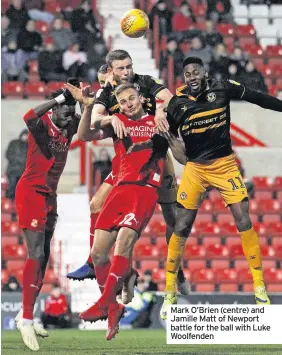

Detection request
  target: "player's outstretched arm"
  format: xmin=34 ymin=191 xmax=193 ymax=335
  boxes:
xmin=160 ymin=131 xmax=187 ymax=165
xmin=23 ymin=89 xmax=75 ymax=127
xmin=242 ymin=88 xmax=282 ymax=112
xmin=76 ymin=86 xmax=113 ymax=141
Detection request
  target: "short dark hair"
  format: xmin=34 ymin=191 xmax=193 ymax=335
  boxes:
xmin=183 ymin=56 xmax=204 ymax=69
xmin=98 ymin=64 xmax=108 ymax=74
xmin=106 ymin=49 xmax=132 ymax=68
xmin=114 ymin=82 xmax=138 ymax=97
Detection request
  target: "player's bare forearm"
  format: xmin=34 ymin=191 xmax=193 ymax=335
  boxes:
xmin=92 ymin=115 xmax=113 ymax=130
xmin=243 ymin=88 xmax=282 ymax=112
xmin=33 ymin=99 xmax=58 ymax=118
xmin=78 ymin=105 xmax=113 ymax=141
xmin=156 ymin=88 xmax=173 ymax=108
xmin=127 ymin=140 xmax=153 ymax=154
xmin=159 ymin=131 xmax=187 ymax=165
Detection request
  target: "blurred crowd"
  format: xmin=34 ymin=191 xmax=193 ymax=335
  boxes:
xmin=152 ymin=0 xmax=270 ymax=93
xmin=1 ymin=0 xmax=108 ymax=83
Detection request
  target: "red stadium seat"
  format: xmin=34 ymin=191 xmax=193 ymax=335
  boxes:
xmin=266 ymin=222 xmax=282 ymax=235
xmin=230 ymin=244 xmax=245 ymax=259
xmin=236 ymin=24 xmax=256 ymax=37
xmin=213 ymin=200 xmax=227 ymax=213
xmin=277 ymin=191 xmax=282 ymax=202
xmin=264 ymin=77 xmax=274 ymax=89
xmin=248 ymin=199 xmax=259 ymax=214
xmin=1 ymin=269 xmax=9 ymax=285
xmin=186 ymin=237 xmax=198 ymax=246
xmin=136 ymin=237 xmax=153 ymax=247
xmin=1 ymin=221 xmax=21 ymax=236
xmin=215 ymin=268 xmax=238 ymax=283
xmin=253 ymin=222 xmax=269 ymax=236
xmin=152 ymin=269 xmax=166 ymax=282
xmin=241 ymin=283 xmax=253 ymax=292
xmin=255 ymin=191 xmax=273 ymax=201
xmin=187 ymin=259 xmax=206 ymax=271
xmin=1 ymin=236 xmax=19 ymax=247
xmin=148 ymin=215 xmax=166 ymax=235
xmin=200 ymin=200 xmax=213 ymax=212
xmin=268 ymin=58 xmax=282 ymax=66
xmin=201 ymin=222 xmax=221 ymax=235
xmin=272 ymin=236 xmax=282 ymax=246
xmin=1 ymin=198 xmax=14 ymax=213
xmin=259 ymin=245 xmax=276 ymax=259
xmin=262 ymin=260 xmax=277 ymax=269
xmin=251 ymin=57 xmax=265 ymax=67
xmin=210 ymin=259 xmax=230 ymax=269
xmin=218 ymin=283 xmax=238 ymax=292
xmin=276 ymin=245 xmax=282 ymax=259
xmin=140 ymin=260 xmax=160 ymax=270
xmin=6 ymin=260 xmax=25 ymax=272
xmin=239 ymin=37 xmax=257 ymax=49
xmin=238 ymin=268 xmax=252 ymax=283
xmin=275 ymin=77 xmax=282 ymax=87
xmin=1 ymin=176 xmax=9 ymax=191
xmin=265 ymin=45 xmax=282 ymax=57
xmin=194 ymin=284 xmax=215 ymax=292
xmin=134 ymin=245 xmax=159 ymax=260
xmin=2 ymin=82 xmax=24 ymax=98
xmin=274 ymin=177 xmax=282 ymax=191
xmin=263 ymin=214 xmax=281 ymax=224
xmin=234 ymin=260 xmax=248 ymax=270
xmin=195 ymin=213 xmax=213 ymax=224
xmin=184 ymin=245 xmax=206 ymax=259
xmin=46 ymin=81 xmax=65 ymax=95
xmin=6 ymin=268 xmax=24 ymax=286
xmin=258 ymin=200 xmax=281 ymax=214
xmin=35 ymin=21 xmax=49 ymax=34
xmin=224 ymin=37 xmax=235 ymax=53
xmin=217 ymin=24 xmax=235 ymax=36
xmin=264 ymin=268 xmax=282 ymax=284
xmin=1 ymin=213 xmax=12 ymax=222
xmin=158 ymin=243 xmax=168 ymax=258
xmin=246 ymin=45 xmax=264 ymax=57
xmin=44 ymin=268 xmax=58 ymax=284
xmin=2 ymin=244 xmax=27 ymax=260
xmin=225 ymin=237 xmax=241 ymax=247
xmin=256 ymin=64 xmax=274 ymax=78
xmin=201 ymin=236 xmax=221 ymax=247
xmin=192 ymin=268 xmax=215 ymax=283
xmin=45 ymin=3 xmax=61 ymax=13
xmin=24 ymin=82 xmax=47 ymax=98
xmin=267 ymin=284 xmax=282 ymax=292
xmin=216 ymin=213 xmax=234 ymax=224
xmin=207 ymin=244 xmax=229 ymax=259
xmin=220 ymin=222 xmax=238 ymax=236
xmin=271 ymin=65 xmax=282 ymax=77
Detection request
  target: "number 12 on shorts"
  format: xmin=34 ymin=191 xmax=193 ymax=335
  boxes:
xmin=228 ymin=177 xmax=245 ymax=190
xmin=119 ymin=213 xmax=138 ymax=226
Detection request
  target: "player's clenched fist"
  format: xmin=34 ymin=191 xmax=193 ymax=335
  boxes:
xmin=111 ymin=115 xmax=127 ymax=139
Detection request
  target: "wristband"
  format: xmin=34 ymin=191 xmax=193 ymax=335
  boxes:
xmin=54 ymin=94 xmax=66 ymax=104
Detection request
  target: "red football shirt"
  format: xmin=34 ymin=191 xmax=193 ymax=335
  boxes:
xmin=19 ymin=109 xmax=79 ymax=193
xmin=113 ymin=113 xmax=165 ymax=188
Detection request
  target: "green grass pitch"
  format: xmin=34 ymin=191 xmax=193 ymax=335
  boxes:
xmin=2 ymin=329 xmax=282 ymax=355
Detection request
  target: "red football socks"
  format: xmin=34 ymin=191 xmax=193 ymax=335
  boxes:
xmin=87 ymin=213 xmax=99 ymax=264
xmin=22 ymin=258 xmax=41 ymax=319
xmin=98 ymin=255 xmax=130 ymax=307
xmin=94 ymin=261 xmax=111 ymax=293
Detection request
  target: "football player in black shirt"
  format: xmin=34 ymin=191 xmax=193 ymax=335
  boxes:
xmin=158 ymin=56 xmax=282 ymax=318
xmin=67 ymin=50 xmax=190 ymax=298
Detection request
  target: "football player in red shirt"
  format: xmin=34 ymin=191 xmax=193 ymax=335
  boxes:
xmin=65 ymin=82 xmax=186 ymax=340
xmin=14 ymin=79 xmax=103 ymax=351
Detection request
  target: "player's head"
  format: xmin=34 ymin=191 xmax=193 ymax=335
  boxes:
xmin=97 ymin=64 xmax=108 ymax=88
xmin=106 ymin=49 xmax=134 ymax=84
xmin=50 ymin=78 xmax=79 ymax=127
xmin=115 ymin=83 xmax=145 ymax=120
xmin=182 ymin=57 xmax=208 ymax=95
